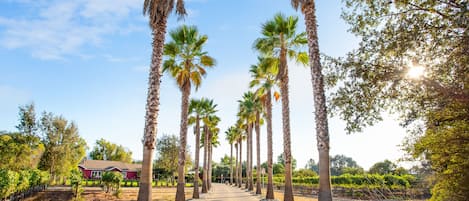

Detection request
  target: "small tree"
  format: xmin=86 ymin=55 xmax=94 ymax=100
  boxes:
xmin=101 ymin=171 xmax=123 ymax=197
xmin=70 ymin=169 xmax=83 ymax=200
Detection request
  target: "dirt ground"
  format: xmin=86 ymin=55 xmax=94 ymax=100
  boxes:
xmin=24 ymin=187 xmax=193 ymax=201
xmin=24 ymin=186 xmax=321 ymax=201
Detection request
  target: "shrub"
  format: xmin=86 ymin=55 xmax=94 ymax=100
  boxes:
xmin=101 ymin=171 xmax=123 ymax=196
xmin=17 ymin=170 xmax=31 ymax=192
xmin=70 ymin=169 xmax=83 ymax=200
xmin=0 ymin=169 xmax=19 ymax=199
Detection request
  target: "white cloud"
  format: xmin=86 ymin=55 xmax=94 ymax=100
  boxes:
xmin=0 ymin=0 xmax=143 ymax=60
xmin=131 ymin=65 xmax=149 ymax=73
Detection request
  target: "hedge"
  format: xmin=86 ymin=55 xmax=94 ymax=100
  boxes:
xmin=0 ymin=169 xmax=49 ymax=199
xmin=270 ymin=174 xmax=415 ymax=189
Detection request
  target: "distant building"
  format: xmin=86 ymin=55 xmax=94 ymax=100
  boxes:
xmin=78 ymin=159 xmax=141 ymax=180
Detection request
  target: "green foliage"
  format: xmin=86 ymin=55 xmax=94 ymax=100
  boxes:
xmin=330 ymin=154 xmax=362 ymax=176
xmin=0 ymin=169 xmax=49 ymax=199
xmin=162 ymin=25 xmax=216 ymax=91
xmin=342 ymin=167 xmax=365 ymax=175
xmin=293 ymin=169 xmax=317 ymax=177
xmin=0 ymin=132 xmax=44 ymax=171
xmin=368 ymin=160 xmax=397 ymax=175
xmin=16 ymin=103 xmax=38 ymax=137
xmin=101 ymin=171 xmax=123 ymax=194
xmin=273 ymin=163 xmax=285 ymax=175
xmin=70 ymin=169 xmax=83 ymax=199
xmin=89 ymin=138 xmax=133 ymax=163
xmin=16 ymin=170 xmax=31 ymax=192
xmin=154 ymin=135 xmax=192 ymax=179
xmin=0 ymin=169 xmax=19 ymax=199
xmin=330 ymin=1 xmax=469 ymax=199
xmin=304 ymin=158 xmax=319 ymax=173
xmin=38 ymin=112 xmax=87 ymax=183
xmin=275 ymin=174 xmax=414 ymax=189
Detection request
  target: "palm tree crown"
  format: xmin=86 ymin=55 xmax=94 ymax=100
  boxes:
xmin=253 ymin=13 xmax=308 ymax=79
xmin=163 ymin=25 xmax=216 ymax=91
xmin=143 ymin=0 xmax=186 ymax=26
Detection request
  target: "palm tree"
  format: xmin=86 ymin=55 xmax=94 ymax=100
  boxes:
xmin=162 ymin=25 xmax=216 ymax=201
xmin=254 ymin=13 xmax=308 ymax=201
xmin=225 ymin=126 xmax=237 ymax=185
xmin=204 ymin=115 xmax=220 ymax=190
xmin=202 ymin=115 xmax=220 ymax=190
xmin=139 ymin=1 xmax=186 ymax=200
xmin=291 ymin=1 xmax=332 ymax=200
xmin=200 ymin=99 xmax=217 ymax=193
xmin=232 ymin=125 xmax=242 ymax=186
xmin=238 ymin=91 xmax=261 ymax=191
xmin=188 ymin=98 xmax=210 ymax=198
xmin=250 ymin=57 xmax=278 ymax=198
xmin=235 ymin=120 xmax=245 ymax=188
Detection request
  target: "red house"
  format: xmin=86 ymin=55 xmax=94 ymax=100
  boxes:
xmin=78 ymin=159 xmax=141 ymax=180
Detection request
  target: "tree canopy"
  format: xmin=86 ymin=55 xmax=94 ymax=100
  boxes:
xmin=329 ymin=1 xmax=468 ymax=200
xmin=330 ymin=154 xmax=362 ymax=176
xmin=89 ymin=138 xmax=133 ymax=163
xmin=154 ymin=135 xmax=192 ymax=179
xmin=38 ymin=112 xmax=87 ymax=182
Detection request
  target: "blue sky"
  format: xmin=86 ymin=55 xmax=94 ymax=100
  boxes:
xmin=0 ymin=0 xmax=410 ymax=170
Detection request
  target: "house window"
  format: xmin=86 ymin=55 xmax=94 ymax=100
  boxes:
xmin=122 ymin=171 xmax=127 ymax=179
xmin=91 ymin=171 xmax=102 ymax=178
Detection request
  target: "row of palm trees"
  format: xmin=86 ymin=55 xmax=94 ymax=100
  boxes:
xmin=224 ymin=12 xmax=307 ymax=200
xmin=139 ymin=0 xmax=332 ymax=201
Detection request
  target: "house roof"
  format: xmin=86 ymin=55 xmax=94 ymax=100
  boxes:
xmin=79 ymin=159 xmax=141 ymax=172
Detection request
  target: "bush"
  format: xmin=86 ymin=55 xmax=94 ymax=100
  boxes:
xmin=101 ymin=171 xmax=123 ymax=195
xmin=29 ymin=169 xmax=42 ymax=187
xmin=279 ymin=173 xmax=415 ymax=189
xmin=17 ymin=170 xmax=31 ymax=192
xmin=0 ymin=169 xmax=19 ymax=199
xmin=70 ymin=169 xmax=83 ymax=200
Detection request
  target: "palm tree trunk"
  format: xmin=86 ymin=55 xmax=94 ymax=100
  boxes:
xmin=245 ymin=125 xmax=250 ymax=189
xmin=238 ymin=139 xmax=243 ymax=188
xmin=138 ymin=16 xmax=167 ymax=201
xmin=208 ymin=133 xmax=212 ymax=190
xmin=202 ymin=126 xmax=208 ymax=193
xmin=255 ymin=113 xmax=262 ymax=195
xmin=175 ymin=84 xmax=191 ymax=201
xmin=230 ymin=143 xmax=233 ymax=185
xmin=280 ymin=42 xmax=294 ymax=201
xmin=193 ymin=118 xmax=201 ymax=198
xmin=302 ymin=2 xmax=332 ymax=200
xmin=266 ymin=90 xmax=275 ymax=199
xmin=249 ymin=122 xmax=254 ymax=191
xmin=235 ymin=143 xmax=238 ymax=186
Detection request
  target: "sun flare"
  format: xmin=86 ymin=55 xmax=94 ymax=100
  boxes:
xmin=407 ymin=65 xmax=425 ymax=79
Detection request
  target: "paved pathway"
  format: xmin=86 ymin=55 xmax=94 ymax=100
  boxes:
xmin=190 ymin=183 xmax=263 ymax=201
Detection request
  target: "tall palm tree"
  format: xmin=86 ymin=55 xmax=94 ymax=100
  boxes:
xmin=238 ymin=91 xmax=261 ymax=191
xmin=188 ymin=98 xmax=210 ymax=198
xmin=236 ymin=104 xmax=250 ymax=190
xmin=225 ymin=126 xmax=237 ymax=185
xmin=200 ymin=99 xmax=217 ymax=193
xmin=139 ymin=1 xmax=186 ymax=200
xmin=232 ymin=125 xmax=241 ymax=186
xmin=162 ymin=25 xmax=216 ymax=201
xmin=235 ymin=120 xmax=246 ymax=188
xmin=291 ymin=1 xmax=332 ymax=200
xmin=250 ymin=57 xmax=278 ymax=198
xmin=205 ymin=115 xmax=220 ymax=190
xmin=254 ymin=13 xmax=308 ymax=201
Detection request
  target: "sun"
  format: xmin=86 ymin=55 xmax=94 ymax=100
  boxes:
xmin=407 ymin=65 xmax=425 ymax=79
